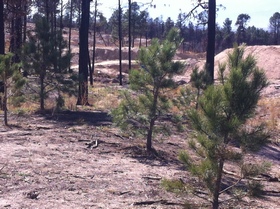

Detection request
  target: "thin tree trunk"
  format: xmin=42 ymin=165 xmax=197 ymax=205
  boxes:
xmin=145 ymin=32 xmax=148 ymax=47
xmin=146 ymin=118 xmax=155 ymax=151
xmin=3 ymin=71 xmax=7 ymax=125
xmin=88 ymin=50 xmax=92 ymax=83
xmin=212 ymin=159 xmax=224 ymax=209
xmin=118 ymin=0 xmax=122 ymax=86
xmin=146 ymin=90 xmax=159 ymax=151
xmin=128 ymin=0 xmax=131 ymax=71
xmin=206 ymin=0 xmax=216 ymax=83
xmin=40 ymin=73 xmax=45 ymax=111
xmin=0 ymin=0 xmax=4 ymax=54
xmin=0 ymin=0 xmax=4 ymax=114
xmin=50 ymin=1 xmax=57 ymax=72
xmin=68 ymin=0 xmax=73 ymax=72
xmin=139 ymin=34 xmax=142 ymax=47
xmin=195 ymin=88 xmax=200 ymax=110
xmin=23 ymin=3 xmax=27 ymax=44
xmin=10 ymin=19 xmax=15 ymax=52
xmin=14 ymin=15 xmax=22 ymax=63
xmin=78 ymin=0 xmax=81 ymax=25
xmin=59 ymin=0 xmax=63 ymax=72
xmin=90 ymin=0 xmax=98 ymax=86
xmin=45 ymin=0 xmax=50 ymax=22
xmin=132 ymin=30 xmax=135 ymax=48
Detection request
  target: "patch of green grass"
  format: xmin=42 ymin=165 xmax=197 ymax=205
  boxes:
xmin=161 ymin=178 xmax=187 ymax=194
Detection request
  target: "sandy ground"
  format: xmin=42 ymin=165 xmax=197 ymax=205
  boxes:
xmin=0 ymin=108 xmax=279 ymax=209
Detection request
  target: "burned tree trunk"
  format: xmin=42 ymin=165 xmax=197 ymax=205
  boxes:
xmin=77 ymin=0 xmax=91 ymax=105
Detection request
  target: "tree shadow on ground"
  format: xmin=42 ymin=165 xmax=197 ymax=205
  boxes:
xmin=122 ymin=145 xmax=184 ymax=169
xmin=256 ymin=143 xmax=280 ymax=161
xmin=39 ymin=110 xmax=112 ymax=127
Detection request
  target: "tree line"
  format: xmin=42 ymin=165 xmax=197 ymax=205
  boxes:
xmin=60 ymin=2 xmax=280 ymax=52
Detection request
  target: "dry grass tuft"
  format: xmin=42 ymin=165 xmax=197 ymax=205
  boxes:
xmin=258 ymin=97 xmax=280 ymax=131
xmin=255 ymin=97 xmax=280 ymax=143
xmin=88 ymin=83 xmax=122 ymax=111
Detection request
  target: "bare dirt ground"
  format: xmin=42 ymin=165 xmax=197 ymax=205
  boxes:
xmin=0 ymin=27 xmax=279 ymax=208
xmin=0 ymin=112 xmax=191 ymax=208
xmin=0 ymin=109 xmax=279 ymax=209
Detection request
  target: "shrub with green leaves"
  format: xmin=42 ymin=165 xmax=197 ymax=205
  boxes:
xmin=180 ymin=45 xmax=269 ymax=209
xmin=112 ymin=28 xmax=185 ymax=151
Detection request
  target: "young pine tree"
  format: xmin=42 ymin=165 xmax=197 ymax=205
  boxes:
xmin=22 ymin=16 xmax=75 ymax=111
xmin=112 ymin=28 xmax=185 ymax=151
xmin=0 ymin=53 xmax=26 ymax=125
xmin=190 ymin=67 xmax=211 ymax=109
xmin=180 ymin=45 xmax=269 ymax=209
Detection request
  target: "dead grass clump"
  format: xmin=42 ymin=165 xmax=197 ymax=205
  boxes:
xmin=88 ymin=84 xmax=122 ymax=111
xmin=258 ymin=97 xmax=280 ymax=131
xmin=10 ymin=101 xmax=39 ymax=115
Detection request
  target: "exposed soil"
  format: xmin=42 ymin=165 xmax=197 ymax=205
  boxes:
xmin=0 ymin=110 xmax=279 ymax=209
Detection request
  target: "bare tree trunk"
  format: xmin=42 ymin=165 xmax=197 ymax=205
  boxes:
xmin=212 ymin=159 xmax=224 ymax=209
xmin=59 ymin=0 xmax=63 ymax=72
xmin=128 ymin=0 xmax=131 ymax=71
xmin=118 ymin=0 xmax=122 ymax=86
xmin=145 ymin=32 xmax=148 ymax=47
xmin=40 ymin=73 xmax=45 ymax=111
xmin=14 ymin=15 xmax=22 ymax=62
xmin=90 ymin=0 xmax=98 ymax=86
xmin=68 ymin=0 xmax=73 ymax=72
xmin=45 ymin=0 xmax=50 ymax=22
xmin=77 ymin=0 xmax=91 ymax=105
xmin=23 ymin=3 xmax=27 ymax=44
xmin=206 ymin=0 xmax=216 ymax=83
xmin=146 ymin=91 xmax=159 ymax=151
xmin=3 ymin=71 xmax=7 ymax=125
xmin=139 ymin=34 xmax=142 ymax=47
xmin=88 ymin=50 xmax=92 ymax=83
xmin=0 ymin=0 xmax=4 ymax=54
xmin=146 ymin=118 xmax=155 ymax=151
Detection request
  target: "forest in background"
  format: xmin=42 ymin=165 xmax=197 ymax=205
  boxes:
xmin=2 ymin=0 xmax=280 ymax=53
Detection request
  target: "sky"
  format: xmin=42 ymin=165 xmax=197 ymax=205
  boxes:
xmin=98 ymin=0 xmax=280 ymax=30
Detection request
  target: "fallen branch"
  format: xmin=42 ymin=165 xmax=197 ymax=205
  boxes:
xmin=119 ymin=191 xmax=130 ymax=195
xmin=78 ymin=139 xmax=91 ymax=142
xmin=142 ymin=176 xmax=162 ymax=180
xmin=223 ymin=169 xmax=279 ymax=183
xmin=114 ymin=133 xmax=126 ymax=140
xmin=133 ymin=199 xmax=181 ymax=206
xmin=223 ymin=169 xmax=240 ymax=178
xmin=86 ymin=139 xmax=98 ymax=149
xmin=0 ymin=164 xmax=6 ymax=172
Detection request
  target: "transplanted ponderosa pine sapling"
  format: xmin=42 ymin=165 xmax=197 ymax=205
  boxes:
xmin=179 ymin=45 xmax=269 ymax=209
xmin=112 ymin=28 xmax=185 ymax=152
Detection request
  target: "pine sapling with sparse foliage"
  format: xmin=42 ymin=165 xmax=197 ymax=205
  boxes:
xmin=180 ymin=45 xmax=269 ymax=209
xmin=0 ymin=53 xmax=26 ymax=125
xmin=190 ymin=67 xmax=211 ymax=109
xmin=22 ymin=16 xmax=76 ymax=111
xmin=112 ymin=28 xmax=185 ymax=151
